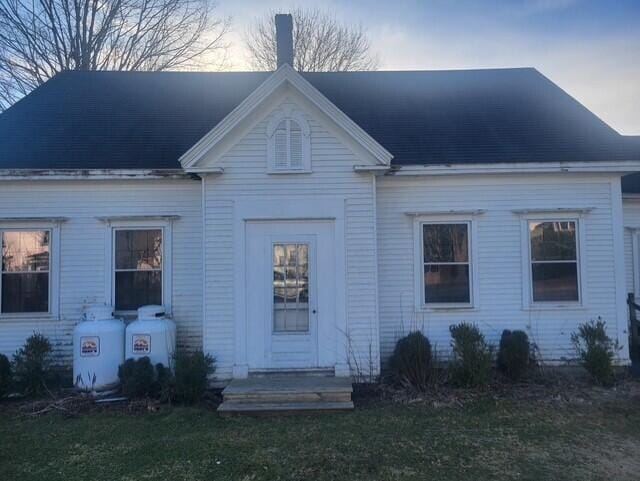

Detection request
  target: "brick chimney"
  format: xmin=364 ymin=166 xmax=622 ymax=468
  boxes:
xmin=275 ymin=14 xmax=294 ymax=68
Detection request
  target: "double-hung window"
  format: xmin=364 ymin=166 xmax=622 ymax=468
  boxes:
xmin=1 ymin=230 xmax=50 ymax=314
xmin=114 ymin=228 xmax=163 ymax=312
xmin=528 ymin=220 xmax=580 ymax=303
xmin=421 ymin=222 xmax=472 ymax=305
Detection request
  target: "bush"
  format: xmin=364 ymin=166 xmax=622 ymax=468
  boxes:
xmin=389 ymin=331 xmax=432 ymax=390
xmin=118 ymin=357 xmax=155 ymax=398
xmin=12 ymin=333 xmax=53 ymax=397
xmin=0 ymin=354 xmax=11 ymax=398
xmin=449 ymin=323 xmax=493 ymax=387
xmin=571 ymin=319 xmax=619 ymax=386
xmin=155 ymin=363 xmax=175 ymax=403
xmin=497 ymin=330 xmax=532 ymax=382
xmin=173 ymin=351 xmax=215 ymax=404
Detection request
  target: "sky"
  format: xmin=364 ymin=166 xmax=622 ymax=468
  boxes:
xmin=217 ymin=0 xmax=640 ymax=135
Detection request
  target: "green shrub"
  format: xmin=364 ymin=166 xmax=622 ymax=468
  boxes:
xmin=449 ymin=323 xmax=493 ymax=387
xmin=155 ymin=363 xmax=175 ymax=403
xmin=118 ymin=357 xmax=155 ymax=398
xmin=389 ymin=331 xmax=432 ymax=390
xmin=173 ymin=351 xmax=215 ymax=404
xmin=497 ymin=330 xmax=532 ymax=382
xmin=12 ymin=333 xmax=53 ymax=397
xmin=571 ymin=319 xmax=619 ymax=386
xmin=0 ymin=353 xmax=11 ymax=398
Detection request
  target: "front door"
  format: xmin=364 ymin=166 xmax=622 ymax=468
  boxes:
xmin=246 ymin=221 xmax=335 ymax=370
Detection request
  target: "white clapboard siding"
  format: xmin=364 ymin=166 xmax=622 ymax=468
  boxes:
xmin=376 ymin=173 xmax=628 ymax=364
xmin=0 ymin=179 xmax=202 ymax=364
xmin=203 ymin=99 xmax=379 ymax=379
xmin=623 ymin=197 xmax=640 ymax=296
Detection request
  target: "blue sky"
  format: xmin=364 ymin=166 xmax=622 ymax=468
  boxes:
xmin=218 ymin=0 xmax=640 ymax=134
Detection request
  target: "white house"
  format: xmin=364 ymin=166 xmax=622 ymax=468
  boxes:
xmin=1 ymin=16 xmax=639 ymax=381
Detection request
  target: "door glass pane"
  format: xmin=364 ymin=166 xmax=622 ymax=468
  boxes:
xmin=273 ymin=243 xmax=309 ymax=332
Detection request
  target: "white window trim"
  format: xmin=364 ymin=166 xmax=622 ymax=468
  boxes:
xmin=0 ymin=220 xmax=62 ymax=321
xmin=266 ymin=108 xmax=312 ymax=174
xmin=413 ymin=214 xmax=479 ymax=311
xmin=519 ymin=212 xmax=587 ymax=310
xmin=104 ymin=219 xmax=173 ymax=316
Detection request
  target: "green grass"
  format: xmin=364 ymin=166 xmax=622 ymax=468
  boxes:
xmin=1 ymin=396 xmax=640 ymax=481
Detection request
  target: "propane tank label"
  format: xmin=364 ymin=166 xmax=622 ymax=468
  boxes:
xmin=132 ymin=334 xmax=151 ymax=354
xmin=80 ymin=336 xmax=100 ymax=357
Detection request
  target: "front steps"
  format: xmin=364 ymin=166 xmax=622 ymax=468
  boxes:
xmin=217 ymin=375 xmax=354 ymax=414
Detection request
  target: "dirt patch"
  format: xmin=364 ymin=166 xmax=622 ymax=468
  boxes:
xmin=353 ymin=375 xmax=640 ymax=410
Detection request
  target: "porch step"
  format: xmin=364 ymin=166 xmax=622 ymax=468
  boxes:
xmin=248 ymin=368 xmax=335 ymax=378
xmin=217 ymin=401 xmax=354 ymax=414
xmin=217 ymin=375 xmax=353 ymax=414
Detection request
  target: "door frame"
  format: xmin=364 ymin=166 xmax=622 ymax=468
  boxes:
xmin=232 ymin=197 xmax=349 ymax=378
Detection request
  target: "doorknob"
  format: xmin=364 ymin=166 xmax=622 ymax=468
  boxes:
xmin=312 ymin=309 xmax=317 ymax=314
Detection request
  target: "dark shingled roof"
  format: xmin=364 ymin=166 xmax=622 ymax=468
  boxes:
xmin=0 ymin=68 xmax=638 ymax=171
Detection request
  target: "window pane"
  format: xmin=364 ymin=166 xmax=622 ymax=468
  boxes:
xmin=423 ymin=224 xmax=468 ymax=263
xmin=532 ymin=262 xmax=578 ymax=302
xmin=2 ymin=231 xmax=49 ymax=272
xmin=424 ymin=264 xmax=470 ymax=303
xmin=115 ymin=271 xmax=161 ymax=311
xmin=1 ymin=273 xmax=49 ymax=313
xmin=530 ymin=221 xmax=576 ymax=261
xmin=115 ymin=230 xmax=162 ymax=270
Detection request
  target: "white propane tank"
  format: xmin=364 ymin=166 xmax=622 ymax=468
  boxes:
xmin=73 ymin=304 xmax=125 ymax=391
xmin=125 ymin=305 xmax=176 ymax=368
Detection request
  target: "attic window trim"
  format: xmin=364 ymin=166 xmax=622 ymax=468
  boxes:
xmin=266 ymin=109 xmax=312 ymax=174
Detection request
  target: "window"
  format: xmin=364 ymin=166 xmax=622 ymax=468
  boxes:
xmin=528 ymin=220 xmax=579 ymax=303
xmin=274 ymin=119 xmax=303 ymax=169
xmin=1 ymin=230 xmax=50 ymax=313
xmin=273 ymin=243 xmax=309 ymax=332
xmin=114 ymin=229 xmax=162 ymax=311
xmin=422 ymin=223 xmax=471 ymax=305
xmin=267 ymin=111 xmax=311 ymax=173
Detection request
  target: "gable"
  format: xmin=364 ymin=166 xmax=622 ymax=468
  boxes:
xmin=179 ymin=65 xmax=393 ymax=172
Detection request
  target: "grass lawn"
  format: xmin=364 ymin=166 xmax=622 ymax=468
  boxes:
xmin=1 ymin=390 xmax=640 ymax=481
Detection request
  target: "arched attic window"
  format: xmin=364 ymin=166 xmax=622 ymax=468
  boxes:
xmin=267 ymin=111 xmax=311 ymax=173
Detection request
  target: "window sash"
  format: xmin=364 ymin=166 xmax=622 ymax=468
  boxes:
xmin=113 ymin=228 xmax=164 ymax=312
xmin=421 ymin=222 xmax=472 ymax=306
xmin=0 ymin=229 xmax=51 ymax=314
xmin=527 ymin=220 xmax=580 ymax=304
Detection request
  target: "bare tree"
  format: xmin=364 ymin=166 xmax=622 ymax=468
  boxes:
xmin=0 ymin=0 xmax=230 ymax=110
xmin=245 ymin=8 xmax=378 ymax=72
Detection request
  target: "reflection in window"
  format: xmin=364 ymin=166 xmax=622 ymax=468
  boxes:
xmin=114 ymin=229 xmax=162 ymax=311
xmin=422 ymin=223 xmax=470 ymax=304
xmin=1 ymin=230 xmax=50 ymax=313
xmin=273 ymin=243 xmax=309 ymax=332
xmin=529 ymin=221 xmax=579 ymax=302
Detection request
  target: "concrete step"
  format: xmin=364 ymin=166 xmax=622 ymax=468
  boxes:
xmin=218 ymin=401 xmax=354 ymax=414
